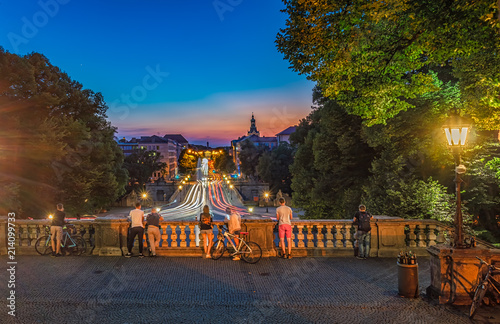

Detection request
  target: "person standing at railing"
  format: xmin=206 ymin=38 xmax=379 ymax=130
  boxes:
xmin=126 ymin=202 xmax=145 ymax=258
xmin=146 ymin=208 xmax=163 ymax=257
xmin=276 ymin=197 xmax=293 ymax=259
xmin=199 ymin=205 xmax=214 ymax=259
xmin=353 ymin=205 xmax=373 ymax=260
xmin=51 ymin=203 xmax=66 ymax=257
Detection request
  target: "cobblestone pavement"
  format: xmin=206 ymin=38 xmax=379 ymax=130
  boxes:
xmin=0 ymin=256 xmax=498 ymax=323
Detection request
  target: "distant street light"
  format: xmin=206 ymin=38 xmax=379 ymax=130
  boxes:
xmin=264 ymin=192 xmax=270 ymax=213
xmin=178 ymin=185 xmax=183 ymax=201
xmin=443 ymin=115 xmax=471 ymax=249
xmin=229 ymin=184 xmax=234 ymax=201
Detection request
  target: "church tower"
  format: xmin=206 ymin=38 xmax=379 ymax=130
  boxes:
xmin=247 ymin=113 xmax=260 ymax=137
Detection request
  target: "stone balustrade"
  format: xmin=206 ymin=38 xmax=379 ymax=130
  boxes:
xmin=0 ymin=215 xmax=493 ymax=257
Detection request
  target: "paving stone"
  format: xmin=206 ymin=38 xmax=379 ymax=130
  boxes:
xmin=0 ymin=255 xmax=498 ymax=323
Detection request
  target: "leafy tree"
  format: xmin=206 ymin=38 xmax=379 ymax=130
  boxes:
xmin=238 ymin=139 xmax=267 ymax=180
xmin=178 ymin=149 xmax=198 ymax=173
xmin=257 ymin=143 xmax=294 ymax=194
xmin=276 ymin=0 xmax=500 ymax=128
xmin=213 ymin=150 xmax=236 ymax=174
xmin=0 ymin=49 xmax=127 ymax=217
xmin=123 ymin=149 xmax=167 ymax=191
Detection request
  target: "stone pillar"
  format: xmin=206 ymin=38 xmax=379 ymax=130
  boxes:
xmin=426 ymin=245 xmax=495 ymax=305
xmin=93 ymin=217 xmax=129 ymax=256
xmin=373 ymin=217 xmax=406 ymax=257
xmin=242 ymin=217 xmax=276 ymax=257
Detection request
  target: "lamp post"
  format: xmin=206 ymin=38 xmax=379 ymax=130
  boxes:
xmin=178 ymin=185 xmax=183 ymax=202
xmin=443 ymin=116 xmax=470 ymax=249
xmin=229 ymin=184 xmax=234 ymax=201
xmin=264 ymin=192 xmax=269 ymax=213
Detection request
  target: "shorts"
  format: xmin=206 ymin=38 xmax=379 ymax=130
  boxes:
xmin=279 ymin=224 xmax=292 ymax=239
xmin=200 ymin=229 xmax=213 ymax=234
xmin=51 ymin=226 xmax=63 ymax=241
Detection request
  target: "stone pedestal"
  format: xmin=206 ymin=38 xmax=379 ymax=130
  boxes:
xmin=374 ymin=217 xmax=406 ymax=257
xmin=94 ymin=217 xmax=129 ymax=256
xmin=242 ymin=217 xmax=276 ymax=257
xmin=426 ymin=245 xmax=494 ymax=305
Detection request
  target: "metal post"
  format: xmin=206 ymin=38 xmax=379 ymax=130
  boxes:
xmin=454 ymin=150 xmax=464 ymax=248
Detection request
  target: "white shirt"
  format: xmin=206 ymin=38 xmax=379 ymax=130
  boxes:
xmin=129 ymin=209 xmax=145 ymax=228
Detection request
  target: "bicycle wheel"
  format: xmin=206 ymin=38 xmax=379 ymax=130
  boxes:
xmin=35 ymin=236 xmax=53 ymax=256
xmin=470 ymin=281 xmax=489 ymax=319
xmin=241 ymin=241 xmax=262 ymax=264
xmin=69 ymin=236 xmax=87 ymax=256
xmin=210 ymin=240 xmax=226 ymax=260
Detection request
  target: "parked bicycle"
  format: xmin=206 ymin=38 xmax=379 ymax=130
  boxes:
xmin=469 ymin=256 xmax=500 ymax=319
xmin=35 ymin=224 xmax=87 ymax=256
xmin=210 ymin=225 xmax=262 ymax=264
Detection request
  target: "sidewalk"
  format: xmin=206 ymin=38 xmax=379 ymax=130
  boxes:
xmin=1 ymin=256 xmax=498 ymax=323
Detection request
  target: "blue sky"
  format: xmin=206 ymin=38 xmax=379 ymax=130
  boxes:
xmin=0 ymin=0 xmax=315 ymax=146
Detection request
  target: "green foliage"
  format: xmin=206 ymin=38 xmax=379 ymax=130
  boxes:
xmin=178 ymin=149 xmax=197 ymax=173
xmin=123 ymin=149 xmax=166 ymax=192
xmin=0 ymin=49 xmax=127 ymax=217
xmin=238 ymin=139 xmax=268 ymax=179
xmin=257 ymin=143 xmax=294 ymax=194
xmin=213 ymin=150 xmax=236 ymax=174
xmin=277 ymin=0 xmax=500 ymax=129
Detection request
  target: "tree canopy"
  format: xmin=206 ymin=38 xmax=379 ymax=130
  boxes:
xmin=277 ymin=0 xmax=500 ymax=128
xmin=0 ymin=49 xmax=128 ymax=217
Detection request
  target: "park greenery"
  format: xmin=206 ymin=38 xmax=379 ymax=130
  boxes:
xmin=271 ymin=0 xmax=500 ymax=241
xmin=0 ymin=49 xmax=128 ymax=217
xmin=123 ymin=149 xmax=166 ymax=193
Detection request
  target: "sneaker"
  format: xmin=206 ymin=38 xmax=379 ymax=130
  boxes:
xmin=125 ymin=253 xmax=132 ymax=258
xmin=51 ymin=252 xmax=56 ymax=257
xmin=356 ymin=256 xmax=364 ymax=260
xmin=288 ymin=254 xmax=293 ymax=259
xmin=206 ymin=254 xmax=211 ymax=259
xmin=281 ymin=253 xmax=287 ymax=259
xmin=55 ymin=253 xmax=62 ymax=257
xmin=151 ymin=254 xmax=156 ymax=257
xmin=363 ymin=257 xmax=368 ymax=260
xmin=139 ymin=253 xmax=144 ymax=258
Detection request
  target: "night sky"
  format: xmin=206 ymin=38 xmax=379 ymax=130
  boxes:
xmin=0 ymin=0 xmax=315 ymax=146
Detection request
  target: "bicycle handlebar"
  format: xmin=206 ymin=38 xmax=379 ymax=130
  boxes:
xmin=476 ymin=256 xmax=487 ymax=265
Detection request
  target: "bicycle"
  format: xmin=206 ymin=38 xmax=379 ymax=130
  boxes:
xmin=210 ymin=226 xmax=262 ymax=264
xmin=35 ymin=224 xmax=87 ymax=256
xmin=469 ymin=256 xmax=500 ymax=319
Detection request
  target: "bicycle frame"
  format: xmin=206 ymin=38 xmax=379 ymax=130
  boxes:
xmin=470 ymin=257 xmax=500 ymax=319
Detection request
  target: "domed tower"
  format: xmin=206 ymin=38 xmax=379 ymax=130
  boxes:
xmin=247 ymin=113 xmax=260 ymax=137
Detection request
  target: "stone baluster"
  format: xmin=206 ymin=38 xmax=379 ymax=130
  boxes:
xmin=297 ymin=224 xmax=306 ymax=248
xmin=416 ymin=225 xmax=427 ymax=247
xmin=171 ymin=225 xmax=178 ymax=247
xmin=407 ymin=224 xmax=417 ymax=248
xmin=435 ymin=225 xmax=446 ymax=245
xmin=427 ymin=224 xmax=437 ymax=246
xmin=325 ymin=224 xmax=334 ymax=248
xmin=18 ymin=225 xmax=26 ymax=247
xmin=179 ymin=225 xmax=187 ymax=247
xmin=344 ymin=224 xmax=353 ymax=249
xmin=306 ymin=225 xmax=314 ymax=248
xmin=334 ymin=225 xmax=343 ymax=248
xmin=161 ymin=225 xmax=169 ymax=248
xmin=188 ymin=224 xmax=196 ymax=248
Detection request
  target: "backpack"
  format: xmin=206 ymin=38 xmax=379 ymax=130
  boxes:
xmin=357 ymin=212 xmax=371 ymax=232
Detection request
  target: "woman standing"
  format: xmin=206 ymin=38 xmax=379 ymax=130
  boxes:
xmin=199 ymin=205 xmax=214 ymax=258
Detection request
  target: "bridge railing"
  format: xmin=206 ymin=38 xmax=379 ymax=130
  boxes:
xmin=0 ymin=216 xmax=493 ymax=257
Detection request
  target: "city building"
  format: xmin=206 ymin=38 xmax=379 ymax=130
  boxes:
xmin=118 ymin=134 xmax=187 ymax=180
xmin=231 ymin=113 xmax=295 ymax=176
xmin=276 ymin=126 xmax=296 ymax=145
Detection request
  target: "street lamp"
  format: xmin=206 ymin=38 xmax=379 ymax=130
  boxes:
xmin=229 ymin=184 xmax=234 ymax=201
xmin=178 ymin=185 xmax=183 ymax=202
xmin=443 ymin=115 xmax=471 ymax=249
xmin=264 ymin=192 xmax=269 ymax=213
